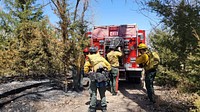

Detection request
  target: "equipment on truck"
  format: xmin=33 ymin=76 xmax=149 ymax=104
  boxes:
xmin=86 ymin=24 xmax=146 ymax=91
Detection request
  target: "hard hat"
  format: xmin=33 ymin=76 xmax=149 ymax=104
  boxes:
xmin=109 ymin=44 xmax=115 ymax=49
xmin=83 ymin=47 xmax=89 ymax=53
xmin=137 ymin=43 xmax=148 ymax=50
xmin=89 ymin=46 xmax=97 ymax=53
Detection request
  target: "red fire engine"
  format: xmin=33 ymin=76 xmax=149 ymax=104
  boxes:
xmin=87 ymin=24 xmax=146 ymax=90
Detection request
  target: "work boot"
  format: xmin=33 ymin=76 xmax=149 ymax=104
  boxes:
xmin=88 ymin=108 xmax=96 ymax=112
xmin=102 ymin=109 xmax=107 ymax=112
xmin=101 ymin=106 xmax=107 ymax=112
xmin=150 ymin=99 xmax=156 ymax=104
xmin=146 ymin=99 xmax=156 ymax=105
xmin=149 ymin=94 xmax=156 ymax=104
xmin=112 ymin=92 xmax=117 ymax=96
xmin=88 ymin=107 xmax=96 ymax=112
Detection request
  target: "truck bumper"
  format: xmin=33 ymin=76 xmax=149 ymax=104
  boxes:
xmin=119 ymin=68 xmax=143 ymax=72
xmin=125 ymin=68 xmax=143 ymax=71
xmin=119 ymin=68 xmax=143 ymax=80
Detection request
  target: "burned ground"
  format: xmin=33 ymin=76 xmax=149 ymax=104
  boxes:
xmin=0 ymin=80 xmax=194 ymax=112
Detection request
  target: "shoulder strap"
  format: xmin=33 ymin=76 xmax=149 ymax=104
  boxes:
xmin=144 ymin=52 xmax=151 ymax=66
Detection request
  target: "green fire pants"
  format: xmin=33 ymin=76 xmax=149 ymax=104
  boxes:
xmin=88 ymin=73 xmax=107 ymax=112
xmin=110 ymin=67 xmax=119 ymax=94
xmin=145 ymin=69 xmax=157 ymax=102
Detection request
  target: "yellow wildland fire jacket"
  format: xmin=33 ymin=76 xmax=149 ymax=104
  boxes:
xmin=136 ymin=53 xmax=150 ymax=71
xmin=136 ymin=51 xmax=160 ymax=71
xmin=107 ymin=51 xmax=122 ymax=67
xmin=84 ymin=53 xmax=111 ymax=74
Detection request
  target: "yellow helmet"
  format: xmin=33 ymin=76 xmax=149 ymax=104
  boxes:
xmin=137 ymin=43 xmax=148 ymax=49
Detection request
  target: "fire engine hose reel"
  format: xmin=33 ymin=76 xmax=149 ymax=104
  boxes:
xmin=109 ymin=37 xmax=124 ymax=48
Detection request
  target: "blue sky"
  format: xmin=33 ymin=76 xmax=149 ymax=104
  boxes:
xmin=91 ymin=1 xmax=159 ymax=31
xmin=96 ymin=1 xmax=162 ymax=36
xmin=42 ymin=0 xmax=160 ymax=35
xmin=0 ymin=0 xmax=160 ymax=35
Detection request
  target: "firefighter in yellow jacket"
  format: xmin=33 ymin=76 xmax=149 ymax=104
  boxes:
xmin=136 ymin=43 xmax=159 ymax=104
xmin=84 ymin=46 xmax=111 ymax=112
xmin=106 ymin=45 xmax=122 ymax=95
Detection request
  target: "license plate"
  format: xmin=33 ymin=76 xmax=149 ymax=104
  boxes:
xmin=119 ymin=69 xmax=125 ymax=71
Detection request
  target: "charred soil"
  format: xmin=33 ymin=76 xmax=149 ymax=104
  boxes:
xmin=0 ymin=80 xmax=195 ymax=112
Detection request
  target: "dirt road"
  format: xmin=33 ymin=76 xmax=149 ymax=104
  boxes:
xmin=0 ymin=80 xmax=192 ymax=112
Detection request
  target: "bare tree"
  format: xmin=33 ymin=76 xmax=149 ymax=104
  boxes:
xmin=74 ymin=0 xmax=81 ymax=21
xmin=51 ymin=0 xmax=70 ymax=44
xmin=81 ymin=0 xmax=89 ymax=23
xmin=50 ymin=0 xmax=91 ymax=91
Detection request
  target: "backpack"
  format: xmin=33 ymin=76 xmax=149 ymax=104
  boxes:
xmin=145 ymin=51 xmax=160 ymax=70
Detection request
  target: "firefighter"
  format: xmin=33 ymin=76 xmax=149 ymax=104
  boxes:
xmin=136 ymin=43 xmax=157 ymax=103
xmin=106 ymin=45 xmax=122 ymax=96
xmin=83 ymin=47 xmax=90 ymax=77
xmin=82 ymin=47 xmax=93 ymax=102
xmin=80 ymin=47 xmax=90 ymax=90
xmin=84 ymin=46 xmax=111 ymax=112
xmin=83 ymin=47 xmax=89 ymax=59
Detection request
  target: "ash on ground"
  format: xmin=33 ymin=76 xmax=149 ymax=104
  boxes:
xmin=0 ymin=80 xmax=193 ymax=112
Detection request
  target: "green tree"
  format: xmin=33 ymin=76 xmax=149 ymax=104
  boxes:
xmin=0 ymin=0 xmax=47 ymax=76
xmin=147 ymin=0 xmax=200 ymax=71
xmin=50 ymin=0 xmax=90 ymax=90
xmin=146 ymin=0 xmax=200 ymax=93
xmin=0 ymin=0 xmax=44 ymax=33
xmin=149 ymin=29 xmax=180 ymax=86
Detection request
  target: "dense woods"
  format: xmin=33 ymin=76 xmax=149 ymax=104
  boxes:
xmin=144 ymin=0 xmax=200 ymax=110
xmin=0 ymin=0 xmax=90 ymax=80
xmin=143 ymin=0 xmax=200 ymax=94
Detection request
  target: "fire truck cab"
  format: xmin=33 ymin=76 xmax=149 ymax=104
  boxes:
xmin=87 ymin=24 xmax=146 ymax=88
